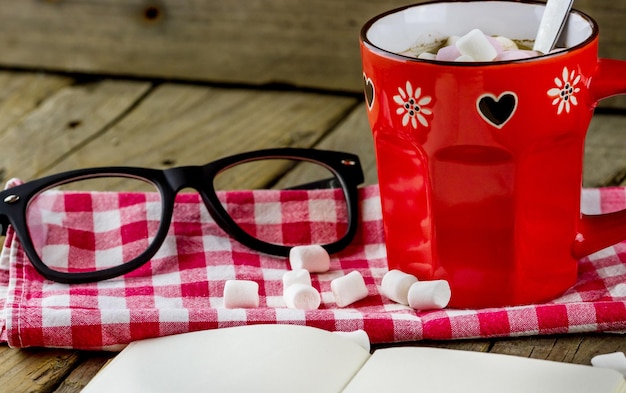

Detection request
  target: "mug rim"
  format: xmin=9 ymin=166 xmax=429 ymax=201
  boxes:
xmin=360 ymin=0 xmax=599 ymax=66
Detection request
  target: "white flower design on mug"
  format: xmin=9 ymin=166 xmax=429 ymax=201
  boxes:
xmin=393 ymin=81 xmax=433 ymax=128
xmin=547 ymin=67 xmax=581 ymax=115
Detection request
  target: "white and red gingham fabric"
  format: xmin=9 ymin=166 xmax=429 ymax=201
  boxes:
xmin=0 ymin=185 xmax=626 ymax=350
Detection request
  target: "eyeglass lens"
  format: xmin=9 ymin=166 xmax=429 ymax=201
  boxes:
xmin=213 ymin=158 xmax=349 ymax=247
xmin=26 ymin=176 xmax=163 ymax=274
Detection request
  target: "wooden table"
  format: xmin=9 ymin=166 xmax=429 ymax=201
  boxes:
xmin=0 ymin=69 xmax=623 ymax=392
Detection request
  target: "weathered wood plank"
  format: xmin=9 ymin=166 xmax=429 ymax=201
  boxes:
xmin=0 ymin=344 xmax=80 ymax=393
xmin=373 ymin=338 xmax=492 ymax=354
xmin=583 ymin=113 xmax=626 ymax=187
xmin=310 ymin=103 xmax=378 ymax=186
xmin=572 ymin=334 xmax=626 ymax=364
xmin=418 ymin=339 xmax=493 ymax=353
xmin=577 ymin=0 xmax=626 ymax=57
xmin=488 ymin=335 xmax=589 ymax=364
xmin=44 ymin=84 xmax=359 ymax=186
xmin=0 ymin=0 xmax=413 ymax=92
xmin=0 ymin=79 xmax=152 ymax=182
xmin=0 ymin=1 xmax=622 ymax=106
xmin=576 ymin=0 xmax=626 ymax=108
xmin=0 ymin=72 xmax=73 ymax=136
xmin=490 ymin=334 xmax=626 ymax=365
xmin=53 ymin=354 xmax=115 ymax=393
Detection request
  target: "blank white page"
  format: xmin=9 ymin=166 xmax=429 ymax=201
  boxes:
xmin=83 ymin=324 xmax=370 ymax=393
xmin=342 ymin=346 xmax=626 ymax=393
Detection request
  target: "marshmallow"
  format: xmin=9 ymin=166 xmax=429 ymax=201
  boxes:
xmin=455 ymin=29 xmax=498 ymax=61
xmin=591 ymin=352 xmax=626 ymax=376
xmin=485 ymin=35 xmax=504 ymax=54
xmin=282 ymin=269 xmax=312 ymax=289
xmin=455 ymin=55 xmax=475 ymax=62
xmin=283 ymin=283 xmax=321 ymax=310
xmin=496 ymin=50 xmax=534 ymax=61
xmin=446 ymin=35 xmax=460 ymax=46
xmin=436 ymin=44 xmax=461 ymax=61
xmin=407 ymin=30 xmax=546 ymax=62
xmin=223 ymin=280 xmax=259 ymax=309
xmin=331 ymin=271 xmax=369 ymax=307
xmin=407 ymin=280 xmax=451 ymax=310
xmin=333 ymin=330 xmax=371 ymax=352
xmin=289 ymin=245 xmax=330 ymax=273
xmin=494 ymin=35 xmax=518 ymax=51
xmin=381 ymin=269 xmax=418 ymax=305
xmin=417 ymin=52 xmax=437 ymax=60
xmin=522 ymin=50 xmax=540 ymax=57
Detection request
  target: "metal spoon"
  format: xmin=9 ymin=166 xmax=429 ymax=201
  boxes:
xmin=533 ymin=0 xmax=575 ymax=54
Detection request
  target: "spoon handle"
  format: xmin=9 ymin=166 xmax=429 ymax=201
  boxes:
xmin=533 ymin=0 xmax=575 ymax=54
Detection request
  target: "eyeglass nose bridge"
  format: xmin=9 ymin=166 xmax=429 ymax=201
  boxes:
xmin=163 ymin=165 xmax=209 ymax=193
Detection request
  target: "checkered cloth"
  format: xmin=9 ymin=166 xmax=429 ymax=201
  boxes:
xmin=0 ymin=185 xmax=625 ymax=350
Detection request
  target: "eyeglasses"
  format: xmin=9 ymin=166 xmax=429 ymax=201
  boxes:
xmin=0 ymin=148 xmax=364 ymax=284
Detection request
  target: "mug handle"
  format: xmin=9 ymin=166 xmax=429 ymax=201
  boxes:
xmin=572 ymin=58 xmax=626 ymax=258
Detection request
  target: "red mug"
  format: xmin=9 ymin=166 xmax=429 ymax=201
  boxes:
xmin=360 ymin=0 xmax=626 ymax=308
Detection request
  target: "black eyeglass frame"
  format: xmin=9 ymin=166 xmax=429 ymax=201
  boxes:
xmin=0 ymin=148 xmax=364 ymax=284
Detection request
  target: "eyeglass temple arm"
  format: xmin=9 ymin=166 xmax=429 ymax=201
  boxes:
xmin=0 ymin=216 xmax=9 ymax=236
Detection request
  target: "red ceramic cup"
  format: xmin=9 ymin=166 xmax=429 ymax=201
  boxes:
xmin=360 ymin=1 xmax=626 ymax=308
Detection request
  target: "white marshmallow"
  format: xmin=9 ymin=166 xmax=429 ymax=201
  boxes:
xmin=289 ymin=245 xmax=330 ymax=273
xmin=417 ymin=52 xmax=437 ymax=60
xmin=282 ymin=269 xmax=312 ymax=289
xmin=381 ymin=269 xmax=418 ymax=305
xmin=283 ymin=283 xmax=321 ymax=310
xmin=455 ymin=55 xmax=475 ymax=62
xmin=407 ymin=280 xmax=451 ymax=310
xmin=485 ymin=35 xmax=504 ymax=54
xmin=223 ymin=280 xmax=259 ymax=309
xmin=331 ymin=271 xmax=369 ymax=307
xmin=456 ymin=29 xmax=498 ymax=61
xmin=333 ymin=330 xmax=371 ymax=352
xmin=494 ymin=35 xmax=518 ymax=51
xmin=591 ymin=352 xmax=626 ymax=376
xmin=446 ymin=35 xmax=460 ymax=46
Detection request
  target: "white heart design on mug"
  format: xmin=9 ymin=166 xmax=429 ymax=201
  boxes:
xmin=476 ymin=92 xmax=518 ymax=129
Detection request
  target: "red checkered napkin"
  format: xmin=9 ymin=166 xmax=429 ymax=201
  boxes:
xmin=1 ymin=185 xmax=626 ymax=350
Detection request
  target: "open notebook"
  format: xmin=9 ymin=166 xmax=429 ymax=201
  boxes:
xmin=82 ymin=324 xmax=625 ymax=393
